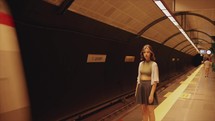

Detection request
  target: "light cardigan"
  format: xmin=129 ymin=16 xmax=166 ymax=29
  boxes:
xmin=137 ymin=61 xmax=159 ymax=85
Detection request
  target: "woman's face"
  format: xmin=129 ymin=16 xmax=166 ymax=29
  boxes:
xmin=143 ymin=47 xmax=151 ymax=61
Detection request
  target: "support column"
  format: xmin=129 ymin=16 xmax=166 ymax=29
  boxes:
xmin=0 ymin=0 xmax=31 ymax=121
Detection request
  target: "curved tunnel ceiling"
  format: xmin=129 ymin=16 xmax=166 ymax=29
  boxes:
xmin=44 ymin=0 xmax=215 ymax=56
xmin=174 ymin=37 xmax=210 ymax=50
xmin=162 ymin=29 xmax=213 ymax=52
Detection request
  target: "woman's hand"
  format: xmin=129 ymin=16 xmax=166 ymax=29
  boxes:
xmin=149 ymin=95 xmax=154 ymax=104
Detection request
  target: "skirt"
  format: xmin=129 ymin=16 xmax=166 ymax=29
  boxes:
xmin=135 ymin=80 xmax=158 ymax=105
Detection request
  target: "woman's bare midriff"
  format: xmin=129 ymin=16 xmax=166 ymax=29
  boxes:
xmin=140 ymin=75 xmax=151 ymax=81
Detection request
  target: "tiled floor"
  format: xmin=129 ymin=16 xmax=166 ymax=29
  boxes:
xmin=112 ymin=65 xmax=215 ymax=121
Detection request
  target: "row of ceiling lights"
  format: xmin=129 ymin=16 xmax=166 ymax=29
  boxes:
xmin=153 ymin=0 xmax=200 ymax=53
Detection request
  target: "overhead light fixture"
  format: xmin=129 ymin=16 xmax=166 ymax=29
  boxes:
xmin=206 ymin=50 xmax=211 ymax=54
xmin=153 ymin=0 xmax=199 ymax=53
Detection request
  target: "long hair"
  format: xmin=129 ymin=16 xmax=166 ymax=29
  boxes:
xmin=140 ymin=44 xmax=156 ymax=61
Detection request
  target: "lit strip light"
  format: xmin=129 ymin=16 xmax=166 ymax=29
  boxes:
xmin=153 ymin=0 xmax=199 ymax=53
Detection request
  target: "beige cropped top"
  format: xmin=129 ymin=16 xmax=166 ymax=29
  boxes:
xmin=137 ymin=61 xmax=159 ymax=85
xmin=140 ymin=61 xmax=152 ymax=76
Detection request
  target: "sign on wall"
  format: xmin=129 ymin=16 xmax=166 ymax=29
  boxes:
xmin=87 ymin=54 xmax=107 ymax=63
xmin=124 ymin=56 xmax=135 ymax=62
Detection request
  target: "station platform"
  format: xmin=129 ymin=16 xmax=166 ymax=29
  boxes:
xmin=112 ymin=64 xmax=215 ymax=121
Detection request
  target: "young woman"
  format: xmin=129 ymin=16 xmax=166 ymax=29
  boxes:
xmin=135 ymin=44 xmax=159 ymax=121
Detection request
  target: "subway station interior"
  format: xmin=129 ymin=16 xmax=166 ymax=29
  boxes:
xmin=0 ymin=0 xmax=215 ymax=121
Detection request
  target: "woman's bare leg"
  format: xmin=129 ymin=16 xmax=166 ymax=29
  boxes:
xmin=148 ymin=105 xmax=155 ymax=121
xmin=142 ymin=104 xmax=148 ymax=121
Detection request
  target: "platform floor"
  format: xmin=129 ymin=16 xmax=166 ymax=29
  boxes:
xmin=112 ymin=65 xmax=215 ymax=121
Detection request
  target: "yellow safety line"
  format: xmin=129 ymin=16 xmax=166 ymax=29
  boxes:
xmin=155 ymin=65 xmax=202 ymax=121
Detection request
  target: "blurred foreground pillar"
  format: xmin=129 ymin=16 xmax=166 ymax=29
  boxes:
xmin=0 ymin=0 xmax=31 ymax=121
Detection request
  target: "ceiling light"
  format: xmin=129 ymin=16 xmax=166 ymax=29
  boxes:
xmin=153 ymin=0 xmax=199 ymax=53
xmin=207 ymin=50 xmax=211 ymax=54
xmin=163 ymin=10 xmax=171 ymax=16
xmin=154 ymin=1 xmax=166 ymax=10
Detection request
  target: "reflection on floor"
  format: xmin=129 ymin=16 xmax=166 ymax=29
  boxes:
xmin=112 ymin=65 xmax=215 ymax=121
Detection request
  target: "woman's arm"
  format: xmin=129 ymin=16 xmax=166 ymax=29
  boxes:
xmin=151 ymin=62 xmax=159 ymax=85
xmin=149 ymin=83 xmax=157 ymax=104
xmin=149 ymin=62 xmax=159 ymax=104
xmin=137 ymin=62 xmax=142 ymax=83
